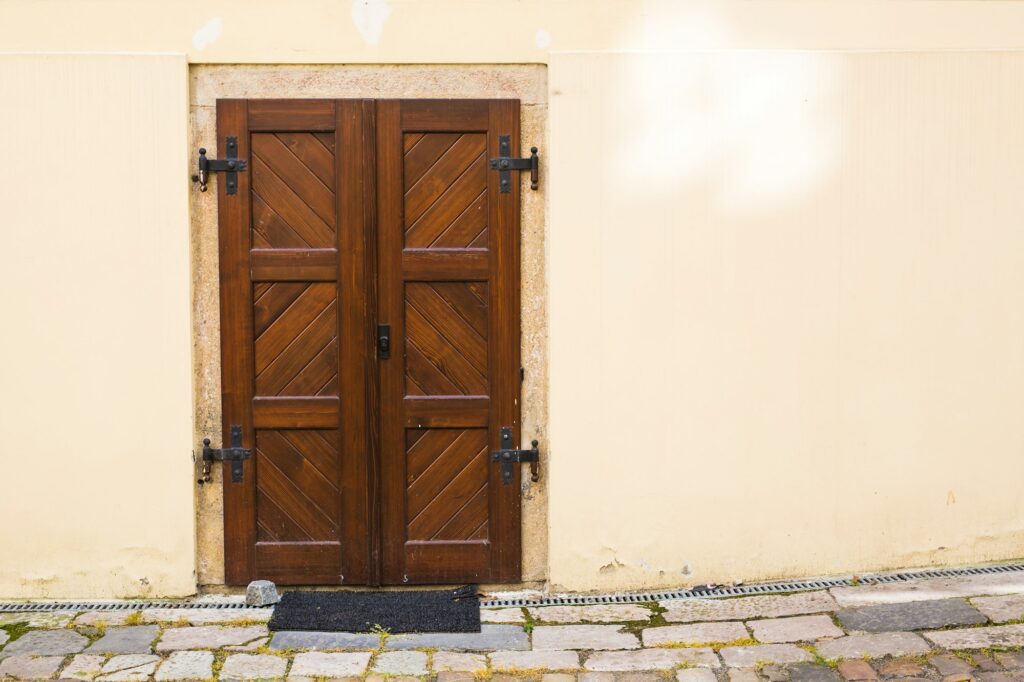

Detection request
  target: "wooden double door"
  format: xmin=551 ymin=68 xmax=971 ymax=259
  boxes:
xmin=216 ymin=99 xmax=525 ymax=586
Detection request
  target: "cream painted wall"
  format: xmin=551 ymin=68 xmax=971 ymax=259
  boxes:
xmin=548 ymin=51 xmax=1024 ymax=590
xmin=4 ymin=0 xmax=1024 ymax=596
xmin=0 ymin=54 xmax=195 ymax=598
xmin=7 ymin=1 xmax=1024 ymax=61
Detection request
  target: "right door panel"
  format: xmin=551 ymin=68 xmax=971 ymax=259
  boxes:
xmin=377 ymin=99 xmax=523 ymax=584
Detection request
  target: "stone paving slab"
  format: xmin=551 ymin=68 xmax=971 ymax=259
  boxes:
xmin=141 ymin=608 xmax=274 ymax=625
xmin=225 ymin=636 xmax=270 ymax=651
xmin=835 ymin=598 xmax=987 ymax=632
xmin=85 ymin=625 xmax=160 ymax=654
xmin=97 ymin=654 xmax=161 ymax=681
xmin=0 ymin=628 xmax=88 ymax=658
xmin=719 ymin=644 xmax=814 ymax=667
xmin=386 ymin=624 xmax=530 ymax=651
xmin=63 ymin=654 xmax=107 ymax=680
xmin=678 ymin=670 xmax=719 ymax=682
xmin=836 ymin=659 xmax=878 ymax=681
xmin=787 ymin=662 xmax=841 ymax=682
xmin=432 ymin=652 xmax=487 ymax=672
xmin=482 ymin=608 xmax=526 ymax=624
xmin=973 ymin=594 xmax=1024 ymax=623
xmin=876 ymin=658 xmax=925 ymax=677
xmin=0 ymin=612 xmax=75 ymax=628
xmin=728 ymin=669 xmax=760 ymax=682
xmin=661 ymin=592 xmax=839 ymax=623
xmin=814 ymin=632 xmax=931 ymax=659
xmin=585 ymin=648 xmax=719 ymax=671
xmin=220 ymin=653 xmax=288 ymax=681
xmin=372 ymin=651 xmax=429 ymax=675
xmin=0 ymin=654 xmax=65 ymax=680
xmin=490 ymin=650 xmax=581 ymax=670
xmin=0 ymin=629 xmax=8 ymax=649
xmin=75 ymin=611 xmax=140 ymax=627
xmin=270 ymin=630 xmax=379 ymax=650
xmin=830 ymin=573 xmax=1024 ymax=607
xmin=157 ymin=625 xmax=269 ymax=651
xmin=287 ymin=651 xmax=371 ymax=678
xmin=529 ymin=605 xmax=654 ymax=623
xmin=533 ymin=625 xmax=640 ymax=650
xmin=747 ymin=615 xmax=844 ymax=643
xmin=931 ymin=654 xmax=975 ymax=676
xmin=641 ymin=621 xmax=749 ymax=646
xmin=155 ymin=650 xmax=216 ymax=681
xmin=925 ymin=623 xmax=1024 ymax=649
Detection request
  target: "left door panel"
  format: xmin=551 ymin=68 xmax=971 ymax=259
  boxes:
xmin=218 ymin=99 xmax=376 ymax=585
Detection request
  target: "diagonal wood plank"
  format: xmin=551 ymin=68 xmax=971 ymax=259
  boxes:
xmin=253 ymin=133 xmax=336 ymax=224
xmin=276 ymin=132 xmax=335 ymax=187
xmin=407 ymin=283 xmax=487 ymax=374
xmin=405 ymin=304 xmax=486 ymax=395
xmin=252 ymin=192 xmax=312 ymax=249
xmin=405 ymin=155 xmax=487 ymax=248
xmin=407 ymin=444 xmax=488 ymax=540
xmin=406 ymin=430 xmax=486 ymax=520
xmin=404 ymin=134 xmax=486 ymax=225
xmin=431 ymin=482 xmax=489 ymax=540
xmin=257 ymin=300 xmax=337 ymax=396
xmin=254 ymin=284 xmax=335 ymax=374
xmin=430 ymin=190 xmax=488 ymax=248
xmin=252 ymin=154 xmax=335 ymax=248
xmin=254 ymin=282 xmax=307 ymax=337
xmin=430 ymin=282 xmax=488 ymax=337
xmin=404 ymin=132 xmax=460 ymax=190
xmin=257 ymin=447 xmax=338 ymax=540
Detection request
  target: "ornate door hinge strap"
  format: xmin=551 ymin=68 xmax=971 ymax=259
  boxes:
xmin=489 ymin=136 xmax=539 ymax=193
xmin=192 ymin=137 xmax=248 ymax=194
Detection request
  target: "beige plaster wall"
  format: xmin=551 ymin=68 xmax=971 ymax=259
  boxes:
xmin=7 ymin=1 xmax=1024 ymax=61
xmin=548 ymin=50 xmax=1024 ymax=591
xmin=7 ymin=1 xmax=1024 ymax=597
xmin=0 ymin=54 xmax=195 ymax=598
xmin=190 ymin=65 xmax=549 ymax=587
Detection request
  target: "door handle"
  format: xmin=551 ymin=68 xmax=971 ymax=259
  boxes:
xmin=378 ymin=324 xmax=391 ymax=359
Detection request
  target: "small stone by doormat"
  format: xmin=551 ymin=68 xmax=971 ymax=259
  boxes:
xmin=268 ymin=586 xmax=481 ymax=633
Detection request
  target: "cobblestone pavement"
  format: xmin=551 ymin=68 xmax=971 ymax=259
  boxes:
xmin=6 ymin=572 xmax=1024 ymax=680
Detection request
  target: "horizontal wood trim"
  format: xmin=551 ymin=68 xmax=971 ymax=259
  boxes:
xmin=252 ymin=397 xmax=339 ymax=428
xmin=402 ymin=249 xmax=489 ymax=281
xmin=404 ymin=397 xmax=490 ymax=428
xmin=253 ymin=541 xmax=341 ymax=585
xmin=404 ymin=540 xmax=490 ymax=583
xmin=247 ymin=100 xmax=337 ymax=131
xmin=400 ymin=100 xmax=489 ymax=131
xmin=251 ymin=249 xmax=339 ymax=281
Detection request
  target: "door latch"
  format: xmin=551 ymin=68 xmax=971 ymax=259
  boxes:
xmin=200 ymin=425 xmax=252 ymax=484
xmin=192 ymin=138 xmax=248 ymax=194
xmin=377 ymin=324 xmax=391 ymax=359
xmin=490 ymin=427 xmax=540 ymax=485
xmin=488 ymin=136 xmax=539 ymax=193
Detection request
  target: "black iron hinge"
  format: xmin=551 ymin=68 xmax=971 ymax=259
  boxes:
xmin=490 ymin=426 xmax=540 ymax=485
xmin=489 ymin=136 xmax=539 ymax=193
xmin=192 ymin=138 xmax=248 ymax=194
xmin=200 ymin=425 xmax=252 ymax=484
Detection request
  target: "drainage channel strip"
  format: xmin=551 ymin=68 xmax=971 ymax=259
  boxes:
xmin=2 ymin=562 xmax=1023 ymax=613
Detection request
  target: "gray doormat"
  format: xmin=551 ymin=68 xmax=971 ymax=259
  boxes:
xmin=268 ymin=585 xmax=481 ymax=633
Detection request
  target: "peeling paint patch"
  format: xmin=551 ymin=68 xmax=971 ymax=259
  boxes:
xmin=352 ymin=0 xmax=392 ymax=45
xmin=535 ymin=29 xmax=552 ymax=49
xmin=192 ymin=17 xmax=223 ymax=51
xmin=599 ymin=558 xmax=625 ymax=574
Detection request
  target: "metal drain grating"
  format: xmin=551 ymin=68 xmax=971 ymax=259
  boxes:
xmin=0 ymin=601 xmax=261 ymax=613
xmin=1 ymin=562 xmax=1023 ymax=612
xmin=481 ymin=561 xmax=1024 ymax=607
